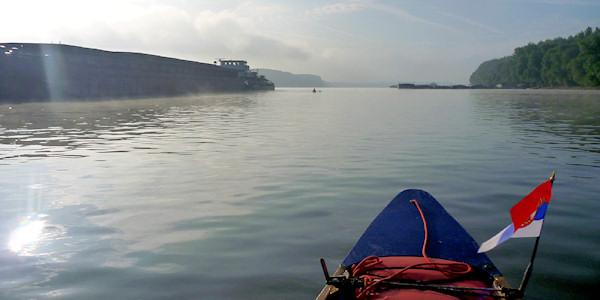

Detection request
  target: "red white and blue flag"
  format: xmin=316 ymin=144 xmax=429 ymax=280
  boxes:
xmin=478 ymin=178 xmax=553 ymax=253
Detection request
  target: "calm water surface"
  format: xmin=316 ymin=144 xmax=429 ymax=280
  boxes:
xmin=0 ymin=88 xmax=598 ymax=299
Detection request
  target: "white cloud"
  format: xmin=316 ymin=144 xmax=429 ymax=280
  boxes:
xmin=191 ymin=10 xmax=310 ymax=61
xmin=367 ymin=3 xmax=465 ymax=34
xmin=438 ymin=11 xmax=504 ymax=35
xmin=305 ymin=0 xmax=370 ymax=16
xmin=510 ymin=0 xmax=600 ymax=5
xmin=0 ymin=1 xmax=310 ymax=65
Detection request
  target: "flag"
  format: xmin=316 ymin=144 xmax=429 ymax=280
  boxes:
xmin=478 ymin=179 xmax=553 ymax=253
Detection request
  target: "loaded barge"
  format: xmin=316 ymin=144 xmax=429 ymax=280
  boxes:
xmin=0 ymin=43 xmax=274 ymax=102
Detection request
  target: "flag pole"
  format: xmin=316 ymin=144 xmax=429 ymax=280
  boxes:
xmin=517 ymin=171 xmax=555 ymax=295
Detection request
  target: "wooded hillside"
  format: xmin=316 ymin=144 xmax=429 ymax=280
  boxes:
xmin=470 ymin=27 xmax=600 ymax=88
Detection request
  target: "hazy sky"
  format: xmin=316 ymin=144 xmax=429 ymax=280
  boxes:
xmin=2 ymin=0 xmax=599 ymax=84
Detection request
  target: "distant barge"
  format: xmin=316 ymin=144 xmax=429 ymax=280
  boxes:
xmin=395 ymin=83 xmax=488 ymax=89
xmin=0 ymin=43 xmax=274 ymax=102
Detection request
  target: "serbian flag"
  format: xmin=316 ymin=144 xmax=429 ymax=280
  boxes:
xmin=478 ymin=177 xmax=553 ymax=253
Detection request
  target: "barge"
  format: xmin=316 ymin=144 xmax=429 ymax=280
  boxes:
xmin=0 ymin=43 xmax=274 ymax=102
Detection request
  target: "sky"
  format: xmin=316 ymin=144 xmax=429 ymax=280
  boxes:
xmin=2 ymin=0 xmax=599 ymax=84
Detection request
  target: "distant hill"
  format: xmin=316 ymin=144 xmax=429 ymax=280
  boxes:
xmin=256 ymin=69 xmax=397 ymax=87
xmin=256 ymin=69 xmax=325 ymax=87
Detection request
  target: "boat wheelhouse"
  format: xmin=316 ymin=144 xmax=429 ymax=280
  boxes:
xmin=216 ymin=59 xmax=251 ymax=77
xmin=216 ymin=59 xmax=274 ymax=90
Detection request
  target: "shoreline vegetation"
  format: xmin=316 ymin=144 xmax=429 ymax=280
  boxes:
xmin=469 ymin=27 xmax=600 ymax=89
xmin=392 ymin=83 xmax=600 ymax=90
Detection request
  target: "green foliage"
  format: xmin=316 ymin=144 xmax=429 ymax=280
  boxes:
xmin=470 ymin=27 xmax=600 ymax=87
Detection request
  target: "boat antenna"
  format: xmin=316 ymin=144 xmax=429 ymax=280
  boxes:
xmin=517 ymin=171 xmax=556 ymax=295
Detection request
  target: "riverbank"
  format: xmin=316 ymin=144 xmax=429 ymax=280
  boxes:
xmin=393 ymin=83 xmax=600 ymax=90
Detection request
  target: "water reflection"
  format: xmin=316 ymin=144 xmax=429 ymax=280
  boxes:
xmin=0 ymin=94 xmax=260 ymax=161
xmin=0 ymin=100 xmax=166 ymax=160
xmin=470 ymin=90 xmax=600 ymax=165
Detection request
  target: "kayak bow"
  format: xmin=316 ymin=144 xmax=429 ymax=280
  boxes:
xmin=318 ymin=189 xmax=517 ymax=300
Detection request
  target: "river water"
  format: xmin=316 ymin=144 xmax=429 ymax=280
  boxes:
xmin=0 ymin=88 xmax=598 ymax=299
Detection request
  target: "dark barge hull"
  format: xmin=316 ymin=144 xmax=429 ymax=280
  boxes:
xmin=0 ymin=43 xmax=273 ymax=102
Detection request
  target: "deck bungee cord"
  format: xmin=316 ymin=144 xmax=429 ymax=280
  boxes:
xmin=350 ymin=199 xmax=476 ymax=298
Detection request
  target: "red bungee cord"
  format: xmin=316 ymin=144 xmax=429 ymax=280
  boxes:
xmin=351 ymin=199 xmax=473 ymax=299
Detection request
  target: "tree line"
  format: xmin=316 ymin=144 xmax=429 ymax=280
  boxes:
xmin=469 ymin=27 xmax=600 ymax=88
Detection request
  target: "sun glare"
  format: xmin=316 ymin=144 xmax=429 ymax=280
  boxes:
xmin=9 ymin=214 xmax=46 ymax=254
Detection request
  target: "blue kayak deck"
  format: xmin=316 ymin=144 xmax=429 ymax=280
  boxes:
xmin=342 ymin=189 xmax=501 ymax=276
